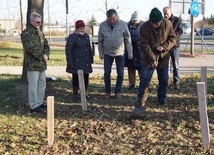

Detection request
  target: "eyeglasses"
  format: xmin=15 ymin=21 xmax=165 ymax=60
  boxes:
xmin=33 ymin=20 xmax=41 ymax=24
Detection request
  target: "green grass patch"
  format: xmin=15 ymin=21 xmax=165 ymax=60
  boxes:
xmin=0 ymin=73 xmax=214 ymax=154
xmin=0 ymin=45 xmax=103 ymax=66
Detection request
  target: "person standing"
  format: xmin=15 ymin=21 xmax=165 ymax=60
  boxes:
xmin=163 ymin=6 xmax=183 ymax=90
xmin=125 ymin=12 xmax=144 ymax=90
xmin=98 ymin=9 xmax=133 ymax=99
xmin=134 ymin=7 xmax=176 ymax=107
xmin=65 ymin=20 xmax=93 ymax=101
xmin=21 ymin=12 xmax=50 ymax=112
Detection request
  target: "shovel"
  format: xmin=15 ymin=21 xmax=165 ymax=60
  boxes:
xmin=132 ymin=55 xmax=160 ymax=116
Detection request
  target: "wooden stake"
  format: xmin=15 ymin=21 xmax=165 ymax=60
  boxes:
xmin=77 ymin=70 xmax=87 ymax=111
xmin=47 ymin=96 xmax=54 ymax=146
xmin=201 ymin=66 xmax=207 ymax=94
xmin=197 ymin=82 xmax=210 ymax=150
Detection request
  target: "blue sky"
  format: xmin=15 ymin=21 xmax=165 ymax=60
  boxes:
xmin=0 ymin=0 xmax=213 ymax=26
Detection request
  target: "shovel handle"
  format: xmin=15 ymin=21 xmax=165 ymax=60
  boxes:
xmin=141 ymin=87 xmax=149 ymax=107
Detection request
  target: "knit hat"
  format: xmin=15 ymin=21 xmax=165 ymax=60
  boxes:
xmin=131 ymin=13 xmax=140 ymax=21
xmin=149 ymin=7 xmax=163 ymax=23
xmin=75 ymin=20 xmax=85 ymax=29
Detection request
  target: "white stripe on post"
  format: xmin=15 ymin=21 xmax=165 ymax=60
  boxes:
xmin=77 ymin=70 xmax=87 ymax=111
xmin=197 ymin=82 xmax=210 ymax=150
xmin=47 ymin=96 xmax=54 ymax=146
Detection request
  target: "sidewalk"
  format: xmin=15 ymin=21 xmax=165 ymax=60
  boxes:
xmin=1 ymin=54 xmax=214 ymax=76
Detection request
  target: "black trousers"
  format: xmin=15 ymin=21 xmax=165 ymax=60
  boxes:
xmin=72 ymin=73 xmax=89 ymax=90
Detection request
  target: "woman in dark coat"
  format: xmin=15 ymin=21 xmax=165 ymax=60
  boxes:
xmin=65 ymin=20 xmax=93 ymax=101
xmin=125 ymin=12 xmax=144 ymax=90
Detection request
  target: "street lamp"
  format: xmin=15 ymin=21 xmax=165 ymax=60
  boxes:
xmin=66 ymin=0 xmax=69 ymax=39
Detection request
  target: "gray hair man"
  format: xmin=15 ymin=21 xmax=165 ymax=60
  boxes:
xmin=21 ymin=12 xmax=50 ymax=112
xmin=98 ymin=9 xmax=133 ymax=99
xmin=163 ymin=6 xmax=183 ymax=90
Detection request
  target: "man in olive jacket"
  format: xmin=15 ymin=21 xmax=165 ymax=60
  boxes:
xmin=134 ymin=7 xmax=176 ymax=107
xmin=21 ymin=12 xmax=50 ymax=112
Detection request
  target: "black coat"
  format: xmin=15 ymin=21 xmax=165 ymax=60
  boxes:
xmin=125 ymin=20 xmax=144 ymax=70
xmin=169 ymin=14 xmax=183 ymax=47
xmin=65 ymin=32 xmax=93 ymax=74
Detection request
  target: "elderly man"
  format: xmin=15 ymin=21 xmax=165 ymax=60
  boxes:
xmin=98 ymin=9 xmax=133 ymax=99
xmin=21 ymin=12 xmax=50 ymax=112
xmin=134 ymin=7 xmax=176 ymax=108
xmin=163 ymin=6 xmax=183 ymax=90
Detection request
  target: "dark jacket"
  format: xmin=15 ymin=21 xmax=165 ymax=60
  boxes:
xmin=169 ymin=14 xmax=183 ymax=47
xmin=65 ymin=32 xmax=93 ymax=74
xmin=140 ymin=19 xmax=176 ymax=69
xmin=125 ymin=20 xmax=144 ymax=70
xmin=21 ymin=24 xmax=50 ymax=71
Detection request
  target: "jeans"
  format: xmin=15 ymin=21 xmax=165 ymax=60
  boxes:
xmin=27 ymin=71 xmax=46 ymax=109
xmin=137 ymin=65 xmax=168 ymax=106
xmin=104 ymin=54 xmax=125 ymax=94
xmin=170 ymin=47 xmax=180 ymax=85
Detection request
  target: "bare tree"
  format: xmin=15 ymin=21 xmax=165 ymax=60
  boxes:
xmin=20 ymin=0 xmax=44 ymax=84
xmin=94 ymin=0 xmax=125 ymax=16
xmin=26 ymin=0 xmax=44 ymax=30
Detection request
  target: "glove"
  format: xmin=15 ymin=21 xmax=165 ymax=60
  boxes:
xmin=69 ymin=65 xmax=75 ymax=69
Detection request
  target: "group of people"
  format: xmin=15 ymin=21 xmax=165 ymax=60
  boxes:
xmin=21 ymin=6 xmax=183 ymax=113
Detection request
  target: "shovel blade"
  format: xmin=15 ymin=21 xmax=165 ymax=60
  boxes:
xmin=132 ymin=106 xmax=146 ymax=116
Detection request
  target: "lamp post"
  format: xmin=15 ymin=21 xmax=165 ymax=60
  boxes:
xmin=48 ymin=0 xmax=52 ymax=43
xmin=201 ymin=0 xmax=205 ymax=52
xmin=66 ymin=0 xmax=69 ymax=38
xmin=19 ymin=0 xmax=23 ymax=31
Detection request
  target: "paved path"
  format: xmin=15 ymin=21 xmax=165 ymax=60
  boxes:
xmin=1 ymin=53 xmax=214 ymax=76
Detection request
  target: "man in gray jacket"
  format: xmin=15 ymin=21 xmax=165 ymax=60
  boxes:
xmin=98 ymin=9 xmax=133 ymax=99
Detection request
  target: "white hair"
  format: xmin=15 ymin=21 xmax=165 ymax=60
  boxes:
xmin=30 ymin=12 xmax=42 ymax=21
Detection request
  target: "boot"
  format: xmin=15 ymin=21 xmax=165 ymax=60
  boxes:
xmin=73 ymin=87 xmax=80 ymax=102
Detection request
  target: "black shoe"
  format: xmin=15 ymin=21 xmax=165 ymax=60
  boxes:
xmin=158 ymin=100 xmax=167 ymax=105
xmin=128 ymin=85 xmax=135 ymax=90
xmin=40 ymin=103 xmax=47 ymax=108
xmin=31 ymin=106 xmax=43 ymax=112
xmin=73 ymin=95 xmax=80 ymax=102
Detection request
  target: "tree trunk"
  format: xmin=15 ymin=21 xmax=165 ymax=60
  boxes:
xmin=20 ymin=0 xmax=44 ymax=84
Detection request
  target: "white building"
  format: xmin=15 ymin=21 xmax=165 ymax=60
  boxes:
xmin=0 ymin=19 xmax=15 ymax=31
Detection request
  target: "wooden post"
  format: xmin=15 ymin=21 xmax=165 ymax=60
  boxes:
xmin=197 ymin=82 xmax=210 ymax=150
xmin=47 ymin=96 xmax=54 ymax=146
xmin=77 ymin=70 xmax=87 ymax=111
xmin=201 ymin=66 xmax=207 ymax=94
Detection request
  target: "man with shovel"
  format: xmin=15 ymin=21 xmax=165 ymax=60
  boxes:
xmin=133 ymin=7 xmax=176 ymax=116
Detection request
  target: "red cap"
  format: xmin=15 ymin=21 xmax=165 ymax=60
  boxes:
xmin=75 ymin=20 xmax=86 ymax=29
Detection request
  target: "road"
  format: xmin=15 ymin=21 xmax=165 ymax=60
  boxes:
xmin=2 ymin=34 xmax=214 ymax=42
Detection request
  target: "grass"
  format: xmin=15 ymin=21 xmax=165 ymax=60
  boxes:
xmin=0 ymin=42 xmax=103 ymax=66
xmin=0 ymin=43 xmax=213 ymax=67
xmin=0 ymin=73 xmax=214 ymax=154
xmin=0 ymin=40 xmax=213 ymax=66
